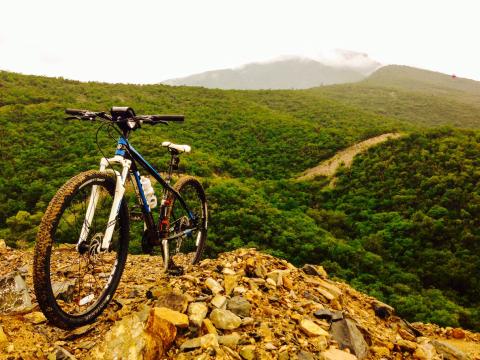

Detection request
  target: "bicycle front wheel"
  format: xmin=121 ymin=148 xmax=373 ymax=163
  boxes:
xmin=164 ymin=176 xmax=207 ymax=271
xmin=33 ymin=170 xmax=129 ymax=328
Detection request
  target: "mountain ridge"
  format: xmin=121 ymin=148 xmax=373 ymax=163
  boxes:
xmin=162 ymin=53 xmax=380 ymax=90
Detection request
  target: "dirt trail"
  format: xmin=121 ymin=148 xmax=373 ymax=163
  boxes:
xmin=298 ymin=132 xmax=403 ymax=180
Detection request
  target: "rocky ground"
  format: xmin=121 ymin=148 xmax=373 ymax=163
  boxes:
xmin=0 ymin=240 xmax=479 ymax=359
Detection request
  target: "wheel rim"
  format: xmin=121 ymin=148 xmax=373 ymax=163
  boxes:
xmin=48 ymin=180 xmax=123 ymax=316
xmin=168 ymin=182 xmax=206 ymax=267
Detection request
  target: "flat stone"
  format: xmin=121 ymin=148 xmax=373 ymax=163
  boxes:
xmin=329 ymin=319 xmax=368 ymax=359
xmin=24 ymin=311 xmax=47 ymax=324
xmin=0 ymin=325 xmax=8 ymax=345
xmin=63 ymin=324 xmax=94 ymax=340
xmin=234 ymin=286 xmax=247 ymax=295
xmin=89 ymin=309 xmax=150 ymax=359
xmin=188 ymin=302 xmax=208 ymax=327
xmin=152 ymin=288 xmax=189 ymax=313
xmin=283 ymin=276 xmax=293 ymax=290
xmin=53 ymin=345 xmax=76 ymax=360
xmin=180 ymin=337 xmax=201 ymax=351
xmin=200 ymin=333 xmax=219 ymax=349
xmin=180 ymin=334 xmax=219 ymax=351
xmin=0 ymin=271 xmax=32 ymax=313
xmin=205 ymin=278 xmax=224 ymax=294
xmin=371 ymin=346 xmax=390 ymax=357
xmin=222 ymin=268 xmax=237 ymax=275
xmin=266 ymin=270 xmax=284 ymax=286
xmin=209 ymin=308 xmax=242 ymax=330
xmin=372 ymin=300 xmax=394 ymax=319
xmin=227 ymin=296 xmax=252 ymax=318
xmin=320 ymin=348 xmax=358 ymax=360
xmin=151 ymin=307 xmax=189 ymax=328
xmin=317 ymin=279 xmax=342 ymax=299
xmin=299 ymin=319 xmax=330 ymax=337
xmin=202 ymin=318 xmax=218 ymax=335
xmin=52 ymin=280 xmax=76 ymax=302
xmin=211 ymin=294 xmax=227 ymax=309
xmin=302 ymin=264 xmax=328 ymax=278
xmin=314 ymin=309 xmax=344 ymax=322
xmin=240 ymin=345 xmax=256 ymax=360
xmin=258 ymin=322 xmax=273 ymax=342
xmin=431 ymin=340 xmax=470 ymax=360
xmin=297 ymin=350 xmax=316 ymax=360
xmin=395 ymin=339 xmax=417 ymax=352
xmin=219 ymin=332 xmax=241 ymax=348
xmin=144 ymin=307 xmax=177 ymax=358
xmin=452 ymin=328 xmax=466 ymax=339
xmin=224 ymin=275 xmax=238 ymax=296
xmin=264 ymin=342 xmax=277 ymax=350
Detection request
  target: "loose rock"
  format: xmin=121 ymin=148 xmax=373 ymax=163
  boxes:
xmin=227 ymin=296 xmax=252 ymax=318
xmin=151 ymin=307 xmax=189 ymax=328
xmin=210 ymin=308 xmax=242 ymax=330
xmin=300 ymin=319 xmax=330 ymax=337
xmin=188 ymin=302 xmax=208 ymax=327
xmin=205 ymin=278 xmax=223 ymax=294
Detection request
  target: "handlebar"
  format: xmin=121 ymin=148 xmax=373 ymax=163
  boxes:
xmin=64 ymin=108 xmax=184 ymax=127
xmin=150 ymin=114 xmax=184 ymax=122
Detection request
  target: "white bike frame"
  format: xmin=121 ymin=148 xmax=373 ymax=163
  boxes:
xmin=76 ymin=155 xmax=131 ymax=252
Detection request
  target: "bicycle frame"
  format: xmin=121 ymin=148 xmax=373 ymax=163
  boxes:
xmin=77 ymin=135 xmax=195 ymax=253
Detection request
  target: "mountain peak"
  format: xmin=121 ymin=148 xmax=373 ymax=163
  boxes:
xmin=162 ymin=51 xmax=380 ymax=90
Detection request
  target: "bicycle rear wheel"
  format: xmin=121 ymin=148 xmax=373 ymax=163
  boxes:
xmin=33 ymin=170 xmax=129 ymax=328
xmin=164 ymin=176 xmax=207 ymax=271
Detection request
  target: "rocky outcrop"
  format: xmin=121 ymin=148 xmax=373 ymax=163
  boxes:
xmin=0 ymin=245 xmax=479 ymax=359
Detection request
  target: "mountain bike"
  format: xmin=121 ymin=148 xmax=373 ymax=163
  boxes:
xmin=33 ymin=107 xmax=208 ymax=328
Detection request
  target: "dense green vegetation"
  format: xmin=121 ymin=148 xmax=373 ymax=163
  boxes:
xmin=1 ymin=69 xmax=480 ymax=330
xmin=308 ymin=65 xmax=480 ymax=129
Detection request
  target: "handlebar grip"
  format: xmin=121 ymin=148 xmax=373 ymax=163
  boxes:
xmin=65 ymin=109 xmax=87 ymax=116
xmin=150 ymin=114 xmax=185 ymax=122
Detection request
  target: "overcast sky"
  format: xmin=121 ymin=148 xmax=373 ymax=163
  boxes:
xmin=1 ymin=0 xmax=479 ymax=84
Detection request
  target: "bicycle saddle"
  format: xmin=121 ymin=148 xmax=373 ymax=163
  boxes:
xmin=162 ymin=141 xmax=191 ymax=153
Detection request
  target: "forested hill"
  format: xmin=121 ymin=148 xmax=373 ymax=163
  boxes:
xmin=310 ymin=65 xmax=480 ymax=128
xmin=1 ymin=70 xmax=480 ymax=331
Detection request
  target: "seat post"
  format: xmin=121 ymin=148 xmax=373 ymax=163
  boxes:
xmin=166 ymin=150 xmax=180 ymax=184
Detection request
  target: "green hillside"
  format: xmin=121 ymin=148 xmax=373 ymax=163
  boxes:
xmin=308 ymin=65 xmax=480 ymax=128
xmin=1 ymin=70 xmax=480 ymax=330
xmin=319 ymin=129 xmax=480 ymax=330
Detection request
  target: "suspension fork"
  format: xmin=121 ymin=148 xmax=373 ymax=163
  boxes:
xmin=76 ymin=155 xmax=131 ymax=252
